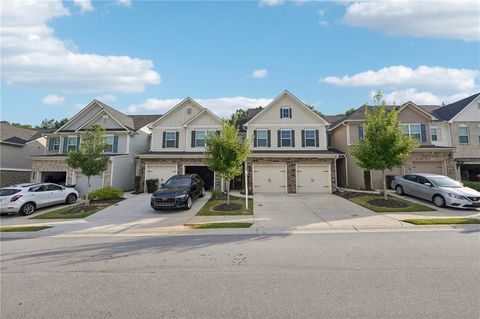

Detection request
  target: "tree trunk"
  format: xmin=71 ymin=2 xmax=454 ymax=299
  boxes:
xmin=382 ymin=170 xmax=387 ymax=201
xmin=86 ymin=175 xmax=91 ymax=207
xmin=226 ymin=181 xmax=230 ymax=206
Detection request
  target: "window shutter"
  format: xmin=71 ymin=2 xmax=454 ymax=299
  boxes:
xmin=267 ymin=130 xmax=271 ymax=147
xmin=289 ymin=107 xmax=292 ymax=118
xmin=162 ymin=131 xmax=166 ymax=148
xmin=280 ymin=108 xmax=283 ymax=119
xmin=76 ymin=136 xmax=81 ymax=151
xmin=301 ymin=130 xmax=305 ymax=147
xmin=191 ymin=130 xmax=196 ymax=147
xmin=315 ymin=129 xmax=319 ymax=147
xmin=420 ymin=124 xmax=426 ymax=143
xmin=291 ymin=130 xmax=295 ymax=147
xmin=277 ymin=130 xmax=281 ymax=147
xmin=63 ymin=137 xmax=68 ymax=153
xmin=48 ymin=138 xmax=54 ymax=151
xmin=113 ymin=136 xmax=118 ymax=153
xmin=253 ymin=130 xmax=257 ymax=147
xmin=175 ymin=132 xmax=179 ymax=148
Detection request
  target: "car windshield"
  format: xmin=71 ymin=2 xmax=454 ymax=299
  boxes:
xmin=164 ymin=177 xmax=190 ymax=187
xmin=429 ymin=177 xmax=462 ymax=188
xmin=0 ymin=189 xmax=21 ymax=196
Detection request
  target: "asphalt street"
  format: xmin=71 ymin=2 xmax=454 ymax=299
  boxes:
xmin=1 ymin=230 xmax=479 ymax=318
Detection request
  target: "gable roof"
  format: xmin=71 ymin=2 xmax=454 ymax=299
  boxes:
xmin=0 ymin=123 xmax=47 ymax=145
xmin=149 ymin=97 xmax=204 ymax=127
xmin=323 ymin=115 xmax=347 ymax=128
xmin=182 ymin=108 xmax=222 ymax=127
xmin=128 ymin=115 xmax=162 ymax=130
xmin=245 ymin=90 xmax=329 ymax=126
xmin=432 ymin=92 xmax=480 ymax=121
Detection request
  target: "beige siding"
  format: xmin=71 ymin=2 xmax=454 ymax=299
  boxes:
xmin=151 ymin=128 xmax=186 ymax=152
xmin=152 ymin=100 xmax=203 ymax=128
xmin=89 ymin=113 xmax=124 ymax=130
xmin=61 ymin=104 xmax=102 ymax=131
xmin=430 ymin=122 xmax=452 ymax=147
xmin=188 ymin=111 xmax=221 ymax=126
xmin=346 ymin=156 xmax=364 ymax=189
xmin=246 ymin=125 xmax=327 ymax=150
xmin=349 ymin=123 xmax=361 ymax=145
xmin=454 ymin=97 xmax=480 ymax=122
xmin=397 ymin=106 xmax=432 ymax=145
xmin=330 ymin=125 xmax=348 ymax=152
xmin=185 ymin=127 xmax=220 ymax=152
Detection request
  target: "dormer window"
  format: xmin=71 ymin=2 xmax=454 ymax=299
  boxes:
xmin=280 ymin=107 xmax=291 ymax=119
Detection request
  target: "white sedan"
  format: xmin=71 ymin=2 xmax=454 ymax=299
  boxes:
xmin=0 ymin=183 xmax=79 ymax=215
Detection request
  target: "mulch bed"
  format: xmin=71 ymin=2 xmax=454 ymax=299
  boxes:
xmin=213 ymin=203 xmax=242 ymax=211
xmin=368 ymin=198 xmax=408 ymax=208
xmin=335 ymin=191 xmax=374 ymax=199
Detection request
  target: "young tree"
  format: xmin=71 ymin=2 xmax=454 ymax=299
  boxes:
xmin=350 ymin=91 xmax=419 ymax=200
xmin=305 ymin=104 xmax=324 ymax=117
xmin=204 ymin=120 xmax=250 ymax=205
xmin=344 ymin=107 xmax=356 ymax=116
xmin=66 ymin=125 xmax=108 ymax=206
xmin=231 ymin=109 xmax=247 ymax=123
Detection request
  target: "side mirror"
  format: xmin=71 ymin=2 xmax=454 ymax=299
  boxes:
xmin=160 ymin=183 xmax=165 ymax=187
xmin=424 ymin=182 xmax=432 ymax=187
xmin=460 ymin=183 xmax=464 ymax=187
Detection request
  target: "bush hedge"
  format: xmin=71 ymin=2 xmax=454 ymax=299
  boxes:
xmin=88 ymin=187 xmax=124 ymax=200
xmin=463 ymin=181 xmax=480 ymax=191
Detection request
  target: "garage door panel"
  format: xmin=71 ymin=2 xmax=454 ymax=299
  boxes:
xmin=412 ymin=161 xmax=444 ymax=175
xmin=253 ymin=164 xmax=286 ymax=193
xmin=146 ymin=165 xmax=177 ymax=184
xmin=297 ymin=164 xmax=331 ymax=194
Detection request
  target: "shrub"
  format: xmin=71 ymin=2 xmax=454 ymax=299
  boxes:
xmin=88 ymin=187 xmax=124 ymax=200
xmin=210 ymin=188 xmax=220 ymax=200
xmin=463 ymin=181 xmax=480 ymax=191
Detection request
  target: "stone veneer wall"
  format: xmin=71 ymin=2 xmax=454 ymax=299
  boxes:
xmin=139 ymin=158 xmax=222 ymax=192
xmin=1 ymin=170 xmax=31 ymax=188
xmin=246 ymin=157 xmax=336 ymax=194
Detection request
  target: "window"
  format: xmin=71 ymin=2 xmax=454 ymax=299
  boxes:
xmin=281 ymin=130 xmax=292 ymax=147
xmin=359 ymin=126 xmax=365 ymax=141
xmin=165 ymin=132 xmax=176 ymax=148
xmin=401 ymin=124 xmax=422 ymax=140
xmin=46 ymin=184 xmax=62 ymax=191
xmin=104 ymin=135 xmax=114 ymax=152
xmin=404 ymin=174 xmax=418 ymax=182
xmin=256 ymin=130 xmax=268 ymax=147
xmin=48 ymin=137 xmax=60 ymax=151
xmin=29 ymin=185 xmax=46 ymax=192
xmin=280 ymin=107 xmax=291 ymax=119
xmin=304 ymin=129 xmax=316 ymax=147
xmin=195 ymin=130 xmax=206 ymax=147
xmin=458 ymin=126 xmax=469 ymax=144
xmin=187 ymin=108 xmax=192 ymax=115
xmin=417 ymin=176 xmax=430 ymax=185
xmin=67 ymin=136 xmax=78 ymax=151
xmin=430 ymin=128 xmax=438 ymax=141
xmin=102 ymin=115 xmax=108 ymax=125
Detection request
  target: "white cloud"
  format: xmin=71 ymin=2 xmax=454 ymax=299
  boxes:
xmin=125 ymin=97 xmax=273 ymax=117
xmin=73 ymin=0 xmax=94 ymax=12
xmin=377 ymin=89 xmax=473 ymax=106
xmin=259 ymin=0 xmax=284 ymax=7
xmin=1 ymin=0 xmax=160 ymax=93
xmin=95 ymin=94 xmax=117 ymax=103
xmin=42 ymin=94 xmax=65 ymax=105
xmin=322 ymin=65 xmax=479 ymax=93
xmin=343 ymin=1 xmax=479 ymax=42
xmin=252 ymin=69 xmax=268 ymax=78
xmin=116 ymin=0 xmax=132 ymax=7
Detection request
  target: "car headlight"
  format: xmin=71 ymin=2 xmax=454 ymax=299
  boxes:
xmin=175 ymin=194 xmax=188 ymax=199
xmin=448 ymin=193 xmax=465 ymax=200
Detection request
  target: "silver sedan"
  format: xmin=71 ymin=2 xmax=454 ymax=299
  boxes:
xmin=391 ymin=173 xmax=480 ymax=209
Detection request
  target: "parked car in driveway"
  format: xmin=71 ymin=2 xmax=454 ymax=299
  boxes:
xmin=150 ymin=174 xmax=205 ymax=210
xmin=391 ymin=174 xmax=480 ymax=209
xmin=0 ymin=183 xmax=79 ymax=215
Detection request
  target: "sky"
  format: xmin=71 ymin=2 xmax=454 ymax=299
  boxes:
xmin=1 ymin=0 xmax=479 ymax=125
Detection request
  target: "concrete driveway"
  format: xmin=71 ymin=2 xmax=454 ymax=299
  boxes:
xmin=254 ymin=194 xmax=405 ymax=229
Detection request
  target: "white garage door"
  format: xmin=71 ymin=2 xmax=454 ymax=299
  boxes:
xmin=297 ymin=164 xmax=331 ymax=194
xmin=253 ymin=164 xmax=286 ymax=193
xmin=146 ymin=164 xmax=177 ymax=184
xmin=412 ymin=161 xmax=444 ymax=175
xmin=75 ymin=172 xmax=103 ymax=196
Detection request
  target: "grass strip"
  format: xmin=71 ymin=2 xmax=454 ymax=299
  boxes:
xmin=191 ymin=222 xmax=253 ymax=229
xmin=403 ymin=218 xmax=480 ymax=225
xmin=0 ymin=225 xmax=51 ymax=232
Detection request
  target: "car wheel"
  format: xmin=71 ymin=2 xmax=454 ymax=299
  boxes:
xmin=185 ymin=196 xmax=193 ymax=210
xmin=199 ymin=186 xmax=205 ymax=198
xmin=395 ymin=185 xmax=404 ymax=195
xmin=20 ymin=202 xmax=36 ymax=216
xmin=433 ymin=195 xmax=446 ymax=208
xmin=66 ymin=194 xmax=77 ymax=205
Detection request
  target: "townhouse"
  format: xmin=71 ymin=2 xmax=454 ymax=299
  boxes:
xmin=30 ymin=100 xmax=160 ymax=195
xmin=0 ymin=123 xmax=48 ymax=187
xmin=138 ymin=98 xmax=223 ymax=192
xmin=328 ymin=102 xmax=457 ymax=189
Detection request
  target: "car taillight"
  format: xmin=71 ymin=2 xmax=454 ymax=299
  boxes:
xmin=10 ymin=195 xmax=22 ymax=202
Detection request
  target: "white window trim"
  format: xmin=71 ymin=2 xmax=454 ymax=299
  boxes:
xmin=104 ymin=134 xmax=114 ymax=153
xmin=67 ymin=135 xmax=78 ymax=151
xmin=195 ymin=130 xmax=206 ymax=147
xmin=280 ymin=107 xmax=291 ymax=118
xmin=458 ymin=125 xmax=469 ymax=144
xmin=430 ymin=127 xmax=438 ymax=141
xmin=256 ymin=129 xmax=268 ymax=147
xmin=165 ymin=131 xmax=177 ymax=148
xmin=49 ymin=136 xmax=60 ymax=151
xmin=304 ymin=129 xmax=316 ymax=147
xmin=401 ymin=123 xmax=423 ymax=140
xmin=280 ymin=129 xmax=292 ymax=147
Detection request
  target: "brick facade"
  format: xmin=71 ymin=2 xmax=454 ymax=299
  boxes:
xmin=139 ymin=157 xmax=222 ymax=192
xmin=246 ymin=157 xmax=336 ymax=194
xmin=0 ymin=170 xmax=31 ymax=188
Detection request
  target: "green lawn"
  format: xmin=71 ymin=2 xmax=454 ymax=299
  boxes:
xmin=191 ymin=222 xmax=253 ymax=229
xmin=31 ymin=204 xmax=106 ymax=219
xmin=403 ymin=218 xmax=480 ymax=225
xmin=348 ymin=194 xmax=436 ymax=213
xmin=196 ymin=197 xmax=253 ymax=216
xmin=0 ymin=225 xmax=51 ymax=232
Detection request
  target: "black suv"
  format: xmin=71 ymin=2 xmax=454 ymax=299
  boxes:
xmin=150 ymin=174 xmax=205 ymax=210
